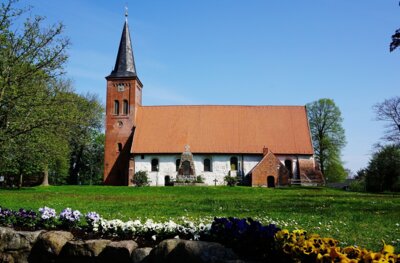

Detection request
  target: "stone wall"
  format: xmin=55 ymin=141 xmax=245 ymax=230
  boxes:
xmin=0 ymin=227 xmax=239 ymax=263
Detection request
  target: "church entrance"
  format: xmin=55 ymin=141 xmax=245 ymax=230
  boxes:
xmin=164 ymin=175 xmax=171 ymax=186
xmin=284 ymin=160 xmax=293 ymax=178
xmin=267 ymin=176 xmax=275 ymax=188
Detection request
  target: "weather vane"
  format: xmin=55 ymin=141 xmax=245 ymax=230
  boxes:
xmin=125 ymin=5 xmax=128 ymax=20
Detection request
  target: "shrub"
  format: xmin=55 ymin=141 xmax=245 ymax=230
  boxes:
xmin=349 ymin=179 xmax=366 ymax=192
xmin=196 ymin=175 xmax=204 ymax=183
xmin=224 ymin=175 xmax=238 ymax=186
xmin=132 ymin=171 xmax=150 ymax=187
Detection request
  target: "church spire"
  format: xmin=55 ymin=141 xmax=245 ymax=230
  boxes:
xmin=108 ymin=9 xmax=137 ymax=78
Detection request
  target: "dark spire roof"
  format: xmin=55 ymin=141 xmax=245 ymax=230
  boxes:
xmin=108 ymin=17 xmax=137 ymax=78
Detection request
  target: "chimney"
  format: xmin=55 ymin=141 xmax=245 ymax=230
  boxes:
xmin=263 ymin=146 xmax=269 ymax=156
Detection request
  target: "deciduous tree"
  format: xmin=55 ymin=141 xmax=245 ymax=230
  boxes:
xmin=306 ymin=98 xmax=346 ymax=182
xmin=373 ymin=96 xmax=400 ymax=144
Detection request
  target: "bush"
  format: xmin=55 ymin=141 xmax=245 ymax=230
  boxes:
xmin=196 ymin=175 xmax=204 ymax=183
xmin=349 ymin=179 xmax=366 ymax=192
xmin=132 ymin=171 xmax=150 ymax=187
xmin=224 ymin=175 xmax=238 ymax=186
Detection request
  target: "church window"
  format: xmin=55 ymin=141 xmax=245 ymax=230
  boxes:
xmin=176 ymin=159 xmax=180 ymax=172
xmin=151 ymin=159 xmax=159 ymax=172
xmin=230 ymin=157 xmax=238 ymax=171
xmin=114 ymin=100 xmax=119 ymax=115
xmin=117 ymin=143 xmax=123 ymax=152
xmin=123 ymin=100 xmax=129 ymax=115
xmin=204 ymin=158 xmax=211 ymax=172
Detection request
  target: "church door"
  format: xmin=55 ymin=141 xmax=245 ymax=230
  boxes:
xmin=267 ymin=176 xmax=275 ymax=188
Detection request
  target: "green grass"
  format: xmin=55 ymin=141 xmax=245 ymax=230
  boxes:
xmin=1 ymin=186 xmax=399 ymax=252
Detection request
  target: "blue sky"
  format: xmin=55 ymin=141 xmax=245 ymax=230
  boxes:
xmin=15 ymin=0 xmax=400 ymax=174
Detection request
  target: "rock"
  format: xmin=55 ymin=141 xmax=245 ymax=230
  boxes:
xmin=29 ymin=231 xmax=74 ymax=263
xmin=37 ymin=231 xmax=74 ymax=255
xmin=0 ymin=252 xmax=14 ymax=263
xmin=148 ymin=239 xmax=238 ymax=263
xmin=0 ymin=227 xmax=15 ymax=252
xmin=60 ymin=239 xmax=111 ymax=258
xmin=132 ymin=247 xmax=152 ymax=263
xmin=100 ymin=240 xmax=138 ymax=263
xmin=171 ymin=240 xmax=238 ymax=263
xmin=148 ymin=239 xmax=183 ymax=263
xmin=0 ymin=227 xmax=42 ymax=263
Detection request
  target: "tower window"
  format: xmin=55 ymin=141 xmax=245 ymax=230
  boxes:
xmin=204 ymin=158 xmax=211 ymax=172
xmin=117 ymin=143 xmax=123 ymax=152
xmin=123 ymin=100 xmax=129 ymax=115
xmin=114 ymin=100 xmax=120 ymax=115
xmin=151 ymin=159 xmax=159 ymax=172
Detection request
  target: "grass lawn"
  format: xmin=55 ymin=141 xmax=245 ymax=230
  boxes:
xmin=0 ymin=186 xmax=399 ymax=252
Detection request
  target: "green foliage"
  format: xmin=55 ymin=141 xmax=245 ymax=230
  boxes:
xmin=224 ymin=175 xmax=238 ymax=186
xmin=0 ymin=1 xmax=104 ymax=187
xmin=196 ymin=175 xmax=204 ymax=183
xmin=365 ymin=145 xmax=400 ymax=192
xmin=132 ymin=171 xmax=150 ymax=187
xmin=349 ymin=179 xmax=366 ymax=192
xmin=307 ymin=98 xmax=346 ymax=181
xmin=324 ymin=155 xmax=347 ymax=183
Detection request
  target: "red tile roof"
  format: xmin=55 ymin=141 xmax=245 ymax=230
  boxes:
xmin=131 ymin=105 xmax=314 ymax=155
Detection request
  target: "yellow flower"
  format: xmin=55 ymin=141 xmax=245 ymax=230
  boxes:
xmin=381 ymin=240 xmax=395 ymax=254
xmin=342 ymin=246 xmax=362 ymax=259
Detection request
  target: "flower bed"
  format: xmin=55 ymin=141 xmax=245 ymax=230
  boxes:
xmin=0 ymin=206 xmax=399 ymax=262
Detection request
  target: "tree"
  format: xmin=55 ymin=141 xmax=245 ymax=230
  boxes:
xmin=0 ymin=0 xmax=70 ymax=143
xmin=67 ymin=94 xmax=104 ymax=185
xmin=0 ymin=1 xmax=105 ymax=187
xmin=365 ymin=145 xmax=400 ymax=192
xmin=306 ymin=98 xmax=346 ymax=182
xmin=373 ymin=96 xmax=400 ymax=144
xmin=390 ymin=29 xmax=400 ymax=52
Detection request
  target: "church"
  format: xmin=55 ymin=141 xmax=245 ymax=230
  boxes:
xmin=103 ymin=15 xmax=323 ymax=187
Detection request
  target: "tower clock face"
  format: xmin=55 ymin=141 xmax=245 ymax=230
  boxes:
xmin=117 ymin=84 xmax=125 ymax=92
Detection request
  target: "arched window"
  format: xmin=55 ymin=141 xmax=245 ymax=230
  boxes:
xmin=114 ymin=100 xmax=119 ymax=115
xmin=176 ymin=159 xmax=181 ymax=172
xmin=204 ymin=158 xmax=211 ymax=172
xmin=123 ymin=100 xmax=129 ymax=115
xmin=230 ymin=157 xmax=238 ymax=171
xmin=151 ymin=159 xmax=159 ymax=172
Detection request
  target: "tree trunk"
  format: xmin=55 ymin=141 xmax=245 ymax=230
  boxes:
xmin=18 ymin=173 xmax=23 ymax=189
xmin=41 ymin=166 xmax=50 ymax=186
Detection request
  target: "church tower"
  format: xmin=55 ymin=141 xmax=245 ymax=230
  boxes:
xmin=104 ymin=12 xmax=143 ymax=185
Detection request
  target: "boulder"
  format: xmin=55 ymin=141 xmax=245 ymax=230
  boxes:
xmin=0 ymin=227 xmax=15 ymax=252
xmin=29 ymin=231 xmax=74 ymax=263
xmin=132 ymin=247 xmax=152 ymax=263
xmin=169 ymin=240 xmax=238 ymax=263
xmin=148 ymin=239 xmax=183 ymax=263
xmin=100 ymin=240 xmax=138 ymax=263
xmin=148 ymin=239 xmax=238 ymax=263
xmin=0 ymin=227 xmax=42 ymax=252
xmin=0 ymin=252 xmax=14 ymax=263
xmin=60 ymin=239 xmax=111 ymax=258
xmin=0 ymin=227 xmax=43 ymax=263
